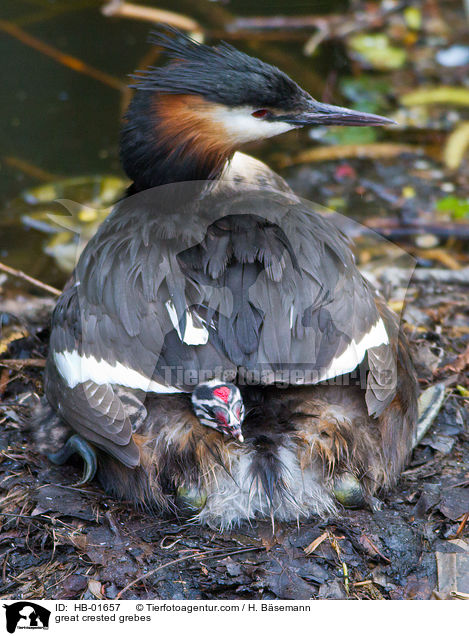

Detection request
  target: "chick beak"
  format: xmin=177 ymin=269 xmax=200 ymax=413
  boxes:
xmin=229 ymin=424 xmax=244 ymax=443
xmin=281 ymin=99 xmax=396 ymax=127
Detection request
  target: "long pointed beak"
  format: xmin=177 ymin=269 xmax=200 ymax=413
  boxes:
xmin=281 ymin=100 xmax=396 ymax=127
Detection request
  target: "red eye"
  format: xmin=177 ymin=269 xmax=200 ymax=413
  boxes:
xmin=251 ymin=109 xmax=270 ymax=119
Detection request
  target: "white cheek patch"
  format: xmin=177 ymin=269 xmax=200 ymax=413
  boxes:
xmin=165 ymin=300 xmax=209 ymax=346
xmin=211 ymin=106 xmax=295 ymax=143
xmin=54 ymin=350 xmax=182 ymax=393
xmin=318 ymin=317 xmax=389 ymax=382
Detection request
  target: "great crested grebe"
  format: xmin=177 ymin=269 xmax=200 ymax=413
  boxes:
xmin=34 ymin=28 xmax=418 ymax=528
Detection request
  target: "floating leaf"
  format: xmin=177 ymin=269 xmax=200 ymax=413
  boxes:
xmin=326 ymin=197 xmax=346 ymax=211
xmin=443 ymin=122 xmax=469 ymax=170
xmin=347 ymin=33 xmax=407 ymax=71
xmin=321 ymin=125 xmax=378 ymax=146
xmin=435 ymin=195 xmax=469 ymax=219
xmin=402 ymin=186 xmax=416 ymax=198
xmin=18 ymin=175 xmax=128 ymax=272
xmin=21 ymin=175 xmax=126 ymax=207
xmin=404 ymin=6 xmax=422 ymax=31
xmin=340 ymin=76 xmax=391 ymax=114
xmin=401 ymin=87 xmax=469 ymax=107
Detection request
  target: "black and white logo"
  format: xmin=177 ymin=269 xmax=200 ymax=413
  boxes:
xmin=3 ymin=602 xmax=50 ymax=633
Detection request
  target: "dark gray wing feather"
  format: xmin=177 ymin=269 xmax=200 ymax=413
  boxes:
xmin=45 ymin=361 xmax=141 ymax=467
xmin=47 ymin=183 xmax=398 ymax=450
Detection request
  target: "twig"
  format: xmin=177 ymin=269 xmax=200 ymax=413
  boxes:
xmin=413 ymin=249 xmax=462 ymax=271
xmin=276 ymin=143 xmax=420 ymax=168
xmin=211 ymin=31 xmax=307 ymax=42
xmin=229 ymin=4 xmax=401 ymax=34
xmin=116 ymin=546 xmax=261 ymax=599
xmin=227 ymin=4 xmax=404 ymax=55
xmin=229 ymin=15 xmax=339 ymax=30
xmin=342 ymin=562 xmax=349 ymax=595
xmin=380 ymin=266 xmax=469 ymax=287
xmin=0 ymin=262 xmax=61 ymax=296
xmin=353 ymin=580 xmax=373 ymax=587
xmin=0 ymin=359 xmax=46 ymax=370
xmin=3 ymin=156 xmax=59 ymax=182
xmin=0 ymin=20 xmax=125 ymax=91
xmin=0 ymin=368 xmax=9 ymax=397
xmin=379 ymin=227 xmax=469 ymax=241
xmin=364 ymin=219 xmax=469 ymax=242
xmin=0 ymin=512 xmax=41 ymax=521
xmin=102 ymin=0 xmax=202 ymax=35
xmin=361 ymin=535 xmax=391 ymax=563
xmin=303 ymin=27 xmax=329 ymax=56
xmin=456 ymin=512 xmax=469 ymax=538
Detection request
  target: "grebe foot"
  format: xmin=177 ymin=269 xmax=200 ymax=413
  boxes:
xmin=48 ymin=434 xmax=97 ymax=485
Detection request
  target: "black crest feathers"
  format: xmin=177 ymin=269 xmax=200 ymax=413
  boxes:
xmin=130 ymin=25 xmax=308 ymax=109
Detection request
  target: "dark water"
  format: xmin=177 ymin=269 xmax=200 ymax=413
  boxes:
xmin=0 ymin=0 xmax=347 ymax=285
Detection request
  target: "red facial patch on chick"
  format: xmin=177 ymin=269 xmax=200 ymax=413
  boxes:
xmin=214 ymin=410 xmax=228 ymax=426
xmin=213 ymin=386 xmax=231 ymax=404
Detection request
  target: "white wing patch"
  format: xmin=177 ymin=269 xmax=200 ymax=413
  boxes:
xmin=54 ymin=350 xmax=182 ymax=393
xmin=318 ymin=317 xmax=389 ymax=383
xmin=165 ymin=300 xmax=209 ymax=346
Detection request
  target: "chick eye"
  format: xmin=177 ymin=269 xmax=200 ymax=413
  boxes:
xmin=251 ymin=109 xmax=271 ymax=119
xmin=214 ymin=409 xmax=228 ymax=427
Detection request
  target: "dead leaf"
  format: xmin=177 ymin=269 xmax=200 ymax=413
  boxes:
xmin=440 ymin=344 xmax=469 ymax=375
xmin=87 ymin=579 xmax=105 ymax=599
xmin=444 ymin=122 xmax=469 ymax=170
xmin=304 ymin=532 xmax=328 ymax=555
xmin=359 ymin=534 xmax=391 ymax=562
xmin=32 ymin=485 xmax=100 ymax=522
xmin=439 ymin=488 xmax=469 ymax=521
xmin=266 ymin=568 xmax=314 ymax=600
xmin=435 ymin=550 xmax=469 ymax=597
